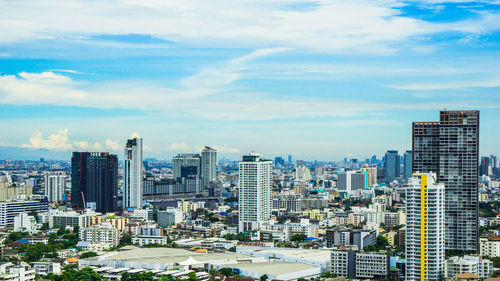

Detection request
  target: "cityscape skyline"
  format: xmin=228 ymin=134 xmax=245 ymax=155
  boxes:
xmin=1 ymin=1 xmax=500 ymax=160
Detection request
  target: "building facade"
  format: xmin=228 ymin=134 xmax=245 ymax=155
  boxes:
xmin=413 ymin=110 xmax=479 ymax=252
xmin=238 ymin=154 xmax=272 ymax=232
xmin=124 ymin=137 xmax=143 ymax=210
xmin=71 ymin=152 xmax=118 ymax=213
xmin=406 ymin=173 xmax=445 ymax=281
xmin=201 ymin=146 xmax=217 ymax=182
xmin=44 ymin=174 xmax=66 ymax=203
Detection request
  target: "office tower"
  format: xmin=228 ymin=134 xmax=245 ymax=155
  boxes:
xmin=361 ymin=164 xmax=377 ymax=186
xmin=274 ymin=157 xmax=285 ymax=167
xmin=413 ymin=110 xmax=479 ymax=252
xmin=201 ymin=146 xmax=217 ymax=182
xmin=479 ymin=156 xmax=490 ymax=176
xmin=71 ymin=152 xmax=118 ymax=213
xmin=384 ymin=150 xmax=400 ymax=181
xmin=238 ymin=153 xmax=272 ymax=232
xmin=403 ymin=150 xmax=412 ymax=179
xmin=337 ymin=171 xmax=368 ymax=192
xmin=288 ymin=154 xmax=293 ymax=165
xmin=173 ymin=154 xmax=202 ymax=182
xmin=124 ymin=137 xmax=143 ymax=210
xmin=44 ymin=174 xmax=66 ymax=203
xmin=406 ymin=173 xmax=445 ymax=281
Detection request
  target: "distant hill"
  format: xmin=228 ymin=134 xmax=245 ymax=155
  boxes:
xmin=0 ymin=146 xmax=71 ymax=161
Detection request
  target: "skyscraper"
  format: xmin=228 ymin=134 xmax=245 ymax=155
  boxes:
xmin=238 ymin=153 xmax=272 ymax=232
xmin=406 ymin=173 xmax=445 ymax=281
xmin=71 ymin=152 xmax=118 ymax=213
xmin=44 ymin=174 xmax=66 ymax=203
xmin=384 ymin=150 xmax=400 ymax=181
xmin=124 ymin=137 xmax=143 ymax=210
xmin=173 ymin=154 xmax=202 ymax=182
xmin=403 ymin=150 xmax=412 ymax=179
xmin=201 ymin=146 xmax=217 ymax=182
xmin=413 ymin=110 xmax=479 ymax=252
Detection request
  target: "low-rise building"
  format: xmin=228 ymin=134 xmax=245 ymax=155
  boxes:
xmin=132 ymin=225 xmax=167 ymax=246
xmin=0 ymin=262 xmax=35 ymax=281
xmin=31 ymin=262 xmax=61 ymax=276
xmin=330 ymin=250 xmax=389 ymax=280
xmin=445 ymin=255 xmax=493 ymax=279
xmin=480 ymin=236 xmax=500 ymax=258
xmin=80 ymin=223 xmax=119 ymax=246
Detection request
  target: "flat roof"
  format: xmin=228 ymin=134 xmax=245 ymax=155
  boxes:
xmin=225 ymin=262 xmax=317 ymax=275
xmin=249 ymin=248 xmax=331 ymax=262
xmin=103 ymin=248 xmax=252 ymax=264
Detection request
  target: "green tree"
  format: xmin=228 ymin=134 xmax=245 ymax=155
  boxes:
xmin=120 ymin=233 xmax=132 ymax=245
xmin=80 ymin=251 xmax=99 ymax=259
xmin=219 ymin=268 xmax=233 ymax=276
xmin=291 ymin=234 xmax=307 ymax=242
xmin=187 ymin=272 xmax=199 ymax=281
xmin=260 ymin=274 xmax=269 ymax=281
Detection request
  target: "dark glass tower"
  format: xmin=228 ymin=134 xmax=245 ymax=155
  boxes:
xmin=413 ymin=110 xmax=479 ymax=252
xmin=71 ymin=152 xmax=118 ymax=213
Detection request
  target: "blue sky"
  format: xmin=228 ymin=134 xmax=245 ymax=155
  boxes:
xmin=0 ymin=0 xmax=499 ymax=160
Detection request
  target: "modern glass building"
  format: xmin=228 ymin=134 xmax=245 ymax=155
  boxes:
xmin=71 ymin=152 xmax=118 ymax=213
xmin=412 ymin=110 xmax=479 ymax=252
xmin=124 ymin=137 xmax=143 ymax=210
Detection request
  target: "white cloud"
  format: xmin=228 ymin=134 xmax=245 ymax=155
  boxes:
xmin=21 ymin=128 xmax=73 ymax=150
xmin=212 ymin=145 xmax=240 ymax=154
xmin=0 ymin=0 xmax=498 ymax=54
xmin=21 ymin=128 xmax=121 ymax=151
xmin=386 ymin=76 xmax=500 ymax=90
xmin=168 ymin=142 xmax=190 ymax=151
xmin=105 ymin=139 xmax=121 ymax=151
xmin=131 ymin=132 xmax=141 ymax=139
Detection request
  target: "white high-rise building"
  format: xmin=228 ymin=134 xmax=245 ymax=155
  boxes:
xmin=238 ymin=153 xmax=272 ymax=232
xmin=201 ymin=146 xmax=217 ymax=182
xmin=124 ymin=137 xmax=143 ymax=210
xmin=406 ymin=172 xmax=445 ymax=281
xmin=44 ymin=174 xmax=66 ymax=202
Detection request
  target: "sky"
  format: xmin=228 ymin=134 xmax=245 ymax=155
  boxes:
xmin=0 ymin=0 xmax=499 ymax=161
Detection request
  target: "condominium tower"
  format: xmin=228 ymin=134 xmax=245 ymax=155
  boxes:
xmin=413 ymin=110 xmax=479 ymax=252
xmin=71 ymin=152 xmax=118 ymax=213
xmin=238 ymin=153 xmax=272 ymax=232
xmin=44 ymin=174 xmax=66 ymax=202
xmin=201 ymin=146 xmax=217 ymax=182
xmin=124 ymin=137 xmax=143 ymax=210
xmin=406 ymin=173 xmax=445 ymax=281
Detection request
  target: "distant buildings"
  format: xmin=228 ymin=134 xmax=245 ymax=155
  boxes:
xmin=413 ymin=110 xmax=479 ymax=252
xmin=238 ymin=153 xmax=272 ymax=232
xmin=384 ymin=150 xmax=400 ymax=181
xmin=403 ymin=150 xmax=412 ymax=179
xmin=71 ymin=152 xmax=118 ymax=213
xmin=123 ymin=137 xmax=143 ymax=210
xmin=406 ymin=173 xmax=445 ymax=281
xmin=44 ymin=174 xmax=66 ymax=203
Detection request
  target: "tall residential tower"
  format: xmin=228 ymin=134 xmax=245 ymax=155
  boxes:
xmin=413 ymin=110 xmax=479 ymax=252
xmin=71 ymin=152 xmax=118 ymax=213
xmin=406 ymin=173 xmax=445 ymax=281
xmin=124 ymin=137 xmax=143 ymax=210
xmin=201 ymin=146 xmax=217 ymax=182
xmin=238 ymin=153 xmax=272 ymax=232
